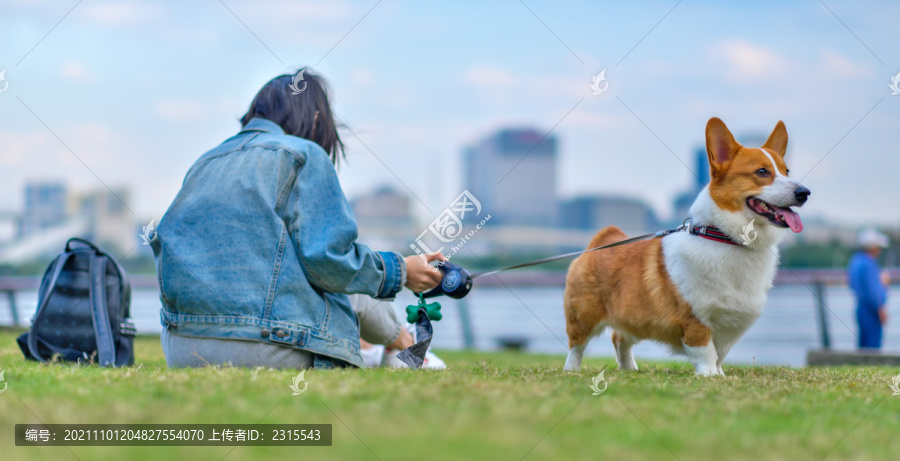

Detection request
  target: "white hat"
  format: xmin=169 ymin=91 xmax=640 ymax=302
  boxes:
xmin=858 ymin=228 xmax=889 ymax=249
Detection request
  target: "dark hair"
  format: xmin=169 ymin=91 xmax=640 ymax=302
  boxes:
xmin=240 ymin=68 xmax=346 ymax=166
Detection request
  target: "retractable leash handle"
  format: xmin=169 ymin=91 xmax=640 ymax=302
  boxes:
xmin=421 ymin=261 xmax=473 ymax=300
xmin=399 ymin=262 xmax=473 ymax=367
xmin=404 ymin=261 xmax=472 ymax=324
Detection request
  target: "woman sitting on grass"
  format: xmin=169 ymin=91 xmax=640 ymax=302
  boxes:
xmin=152 ymin=69 xmax=444 ymax=369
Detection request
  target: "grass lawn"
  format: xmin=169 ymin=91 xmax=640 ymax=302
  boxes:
xmin=1 ymin=328 xmax=899 ymax=461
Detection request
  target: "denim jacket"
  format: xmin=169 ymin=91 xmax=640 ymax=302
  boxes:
xmin=153 ymin=118 xmax=406 ymax=368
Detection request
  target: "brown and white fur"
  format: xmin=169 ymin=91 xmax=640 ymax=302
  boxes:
xmin=563 ymin=118 xmax=810 ymax=376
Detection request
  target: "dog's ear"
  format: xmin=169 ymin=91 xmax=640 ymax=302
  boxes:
xmin=705 ymin=117 xmax=740 ymax=178
xmin=762 ymin=120 xmax=788 ymax=158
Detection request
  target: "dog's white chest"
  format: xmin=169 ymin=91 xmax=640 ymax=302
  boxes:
xmin=662 ymin=233 xmax=777 ymax=332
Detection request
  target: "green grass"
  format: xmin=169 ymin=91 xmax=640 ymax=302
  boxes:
xmin=1 ymin=329 xmax=899 ymax=461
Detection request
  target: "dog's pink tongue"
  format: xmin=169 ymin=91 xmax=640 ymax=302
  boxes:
xmin=779 ymin=208 xmax=803 ymax=233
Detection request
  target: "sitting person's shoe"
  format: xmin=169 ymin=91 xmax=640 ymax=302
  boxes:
xmin=360 ymin=344 xmax=385 ymax=368
xmin=381 ymin=348 xmax=446 ymax=369
xmin=422 ymin=351 xmax=447 ymax=369
xmin=381 ymin=348 xmax=409 ymax=368
xmin=375 ymin=323 xmax=449 ymax=369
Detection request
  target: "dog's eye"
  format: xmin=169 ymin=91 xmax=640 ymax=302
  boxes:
xmin=755 ymin=168 xmax=769 ymax=177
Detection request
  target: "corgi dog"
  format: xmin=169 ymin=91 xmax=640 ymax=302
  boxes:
xmin=563 ymin=117 xmax=810 ymax=376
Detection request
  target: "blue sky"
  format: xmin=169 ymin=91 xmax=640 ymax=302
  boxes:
xmin=1 ymin=0 xmax=899 ymax=226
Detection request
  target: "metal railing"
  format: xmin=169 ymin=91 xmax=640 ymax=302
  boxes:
xmin=456 ymin=268 xmax=900 ymax=350
xmin=2 ymin=269 xmax=897 ymax=351
xmin=0 ymin=274 xmax=158 ymax=327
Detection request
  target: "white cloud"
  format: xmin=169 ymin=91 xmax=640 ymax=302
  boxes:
xmin=56 ymin=122 xmax=133 ymax=169
xmin=708 ymin=40 xmax=789 ymax=83
xmin=222 ymin=0 xmax=365 ymax=46
xmin=79 ymin=1 xmax=166 ymax=26
xmin=464 ymin=66 xmax=514 ymax=88
xmin=155 ymin=99 xmax=206 ymax=122
xmin=59 ymin=60 xmax=92 ymax=82
xmin=0 ymin=122 xmax=137 ymax=209
xmin=246 ymin=0 xmax=355 ymax=21
xmin=351 ymin=68 xmax=375 ymax=87
xmin=820 ymin=51 xmax=869 ymax=78
xmin=0 ymin=130 xmax=52 ymax=167
xmin=565 ymin=109 xmax=627 ymax=131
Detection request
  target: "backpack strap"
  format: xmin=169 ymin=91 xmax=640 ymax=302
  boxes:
xmin=23 ymin=335 xmax=88 ymax=362
xmin=89 ymin=254 xmax=117 ymax=367
xmin=27 ymin=252 xmax=76 ymax=362
xmin=108 ymin=249 xmax=131 ymax=321
xmin=71 ymin=237 xmax=130 ymax=318
xmin=91 ymin=245 xmax=131 ymax=365
xmin=66 ymin=237 xmax=101 ymax=253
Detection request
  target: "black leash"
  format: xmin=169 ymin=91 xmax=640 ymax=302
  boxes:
xmin=469 ymin=222 xmax=691 ymax=279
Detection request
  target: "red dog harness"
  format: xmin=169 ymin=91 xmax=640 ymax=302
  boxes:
xmin=689 ymin=224 xmax=744 ymax=246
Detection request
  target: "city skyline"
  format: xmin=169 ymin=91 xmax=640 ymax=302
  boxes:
xmin=0 ymin=123 xmax=881 ymax=232
xmin=1 ymin=1 xmax=899 ymax=228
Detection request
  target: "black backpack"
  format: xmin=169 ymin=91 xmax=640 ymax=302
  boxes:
xmin=17 ymin=238 xmax=135 ymax=366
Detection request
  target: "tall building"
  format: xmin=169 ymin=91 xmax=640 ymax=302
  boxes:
xmin=0 ymin=212 xmax=17 ymax=244
xmin=3 ymin=184 xmax=133 ymax=263
xmin=18 ymin=182 xmax=68 ymax=237
xmin=671 ymin=147 xmax=710 ymax=223
xmin=561 ymin=195 xmax=659 ymax=236
xmin=77 ymin=187 xmax=134 ymax=255
xmin=350 ymin=186 xmax=416 ymax=252
xmin=464 ymin=128 xmax=558 ymax=227
xmin=351 ymin=186 xmax=414 ymax=229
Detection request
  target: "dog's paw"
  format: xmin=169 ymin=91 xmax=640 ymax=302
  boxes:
xmin=694 ymin=366 xmax=720 ymax=377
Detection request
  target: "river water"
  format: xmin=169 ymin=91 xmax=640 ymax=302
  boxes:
xmin=4 ymin=285 xmax=898 ymax=368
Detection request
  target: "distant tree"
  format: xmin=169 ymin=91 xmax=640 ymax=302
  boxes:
xmin=780 ymin=239 xmax=854 ymax=269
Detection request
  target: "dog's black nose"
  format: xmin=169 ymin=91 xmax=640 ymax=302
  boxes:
xmin=794 ymin=185 xmax=810 ymax=204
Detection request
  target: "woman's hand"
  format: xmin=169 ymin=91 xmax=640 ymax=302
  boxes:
xmin=404 ymin=252 xmax=446 ymax=293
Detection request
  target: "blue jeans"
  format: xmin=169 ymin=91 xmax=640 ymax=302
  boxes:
xmin=161 ymin=294 xmax=404 ymax=369
xmin=857 ymin=308 xmax=883 ymax=349
xmin=162 ymin=327 xmax=313 ymax=369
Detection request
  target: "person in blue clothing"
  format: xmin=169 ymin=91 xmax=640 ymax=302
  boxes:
xmin=848 ymin=229 xmax=890 ymax=349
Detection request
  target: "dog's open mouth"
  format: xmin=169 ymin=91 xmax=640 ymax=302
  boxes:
xmin=746 ymin=197 xmax=803 ymax=233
